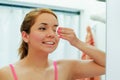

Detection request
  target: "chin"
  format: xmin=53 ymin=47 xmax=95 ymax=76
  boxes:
xmin=47 ymin=49 xmax=56 ymax=53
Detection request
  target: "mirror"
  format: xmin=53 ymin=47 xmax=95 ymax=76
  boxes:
xmin=0 ymin=0 xmax=106 ymax=80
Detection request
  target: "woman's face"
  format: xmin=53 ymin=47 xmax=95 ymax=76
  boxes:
xmin=24 ymin=13 xmax=59 ymax=54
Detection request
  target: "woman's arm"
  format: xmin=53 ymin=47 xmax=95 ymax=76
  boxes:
xmin=58 ymin=27 xmax=106 ymax=79
xmin=73 ymin=39 xmax=105 ymax=67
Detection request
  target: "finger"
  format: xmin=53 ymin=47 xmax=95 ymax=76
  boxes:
xmin=59 ymin=33 xmax=75 ymax=41
xmin=58 ymin=27 xmax=74 ymax=34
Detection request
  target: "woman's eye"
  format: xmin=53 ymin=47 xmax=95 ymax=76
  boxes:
xmin=38 ymin=27 xmax=46 ymax=31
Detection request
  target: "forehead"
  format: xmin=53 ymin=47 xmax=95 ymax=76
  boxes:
xmin=35 ymin=13 xmax=58 ymax=24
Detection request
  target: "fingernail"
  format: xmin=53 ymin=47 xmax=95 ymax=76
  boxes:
xmin=57 ymin=27 xmax=62 ymax=34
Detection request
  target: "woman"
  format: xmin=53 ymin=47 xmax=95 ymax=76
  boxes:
xmin=0 ymin=8 xmax=105 ymax=80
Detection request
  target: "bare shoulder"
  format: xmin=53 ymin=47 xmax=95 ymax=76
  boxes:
xmin=56 ymin=59 xmax=80 ymax=66
xmin=55 ymin=59 xmax=82 ymax=79
xmin=56 ymin=59 xmax=90 ymax=71
xmin=0 ymin=65 xmax=12 ymax=80
xmin=56 ymin=60 xmax=78 ymax=72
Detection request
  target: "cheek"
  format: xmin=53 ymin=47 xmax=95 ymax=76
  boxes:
xmin=30 ymin=33 xmax=45 ymax=42
xmin=56 ymin=37 xmax=60 ymax=43
xmin=57 ymin=37 xmax=60 ymax=42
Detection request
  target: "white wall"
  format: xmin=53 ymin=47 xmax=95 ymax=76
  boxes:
xmin=106 ymin=0 xmax=120 ymax=80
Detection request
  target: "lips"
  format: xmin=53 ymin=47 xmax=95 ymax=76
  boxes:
xmin=42 ymin=41 xmax=55 ymax=45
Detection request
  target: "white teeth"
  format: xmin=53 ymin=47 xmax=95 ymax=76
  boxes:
xmin=44 ymin=42 xmax=54 ymax=45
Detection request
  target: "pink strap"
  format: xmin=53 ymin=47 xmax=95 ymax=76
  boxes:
xmin=9 ymin=64 xmax=18 ymax=80
xmin=53 ymin=61 xmax=58 ymax=80
xmin=9 ymin=62 xmax=57 ymax=80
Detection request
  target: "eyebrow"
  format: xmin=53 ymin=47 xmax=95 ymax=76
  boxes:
xmin=40 ymin=23 xmax=58 ymax=27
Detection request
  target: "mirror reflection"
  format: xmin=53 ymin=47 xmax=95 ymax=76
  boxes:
xmin=0 ymin=0 xmax=106 ymax=80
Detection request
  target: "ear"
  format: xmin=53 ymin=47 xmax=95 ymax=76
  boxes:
xmin=21 ymin=31 xmax=29 ymax=43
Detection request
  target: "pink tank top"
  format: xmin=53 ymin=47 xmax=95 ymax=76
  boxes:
xmin=9 ymin=61 xmax=58 ymax=80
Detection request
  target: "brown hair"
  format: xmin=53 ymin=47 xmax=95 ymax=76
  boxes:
xmin=18 ymin=8 xmax=58 ymax=59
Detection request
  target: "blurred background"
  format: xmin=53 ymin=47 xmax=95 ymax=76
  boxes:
xmin=0 ymin=0 xmax=106 ymax=80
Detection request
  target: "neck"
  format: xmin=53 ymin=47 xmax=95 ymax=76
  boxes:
xmin=20 ymin=50 xmax=50 ymax=69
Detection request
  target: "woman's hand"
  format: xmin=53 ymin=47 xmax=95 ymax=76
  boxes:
xmin=57 ymin=27 xmax=80 ymax=46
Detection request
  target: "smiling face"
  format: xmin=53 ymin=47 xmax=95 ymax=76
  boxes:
xmin=22 ymin=13 xmax=59 ymax=54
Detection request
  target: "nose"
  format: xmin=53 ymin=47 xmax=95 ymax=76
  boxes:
xmin=47 ymin=29 xmax=56 ymax=38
